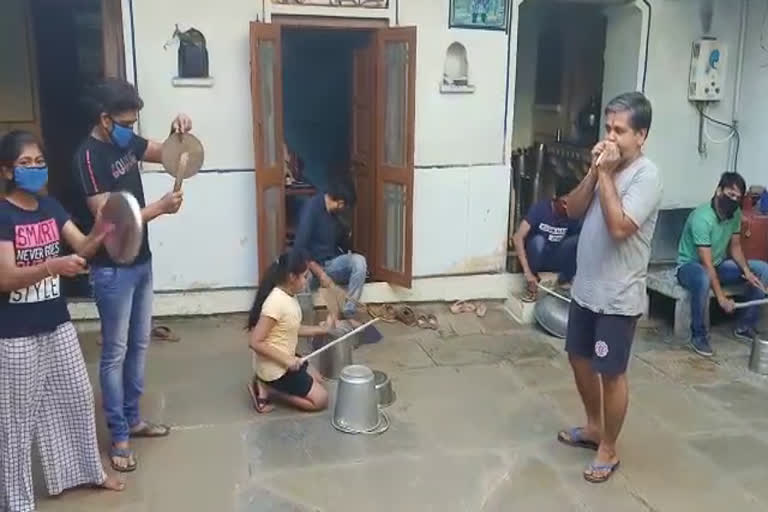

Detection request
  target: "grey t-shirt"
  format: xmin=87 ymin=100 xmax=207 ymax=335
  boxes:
xmin=571 ymin=155 xmax=663 ymax=316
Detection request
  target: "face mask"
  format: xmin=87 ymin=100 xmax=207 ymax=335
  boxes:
xmin=109 ymin=119 xmax=135 ymax=149
xmin=716 ymin=195 xmax=740 ymax=218
xmin=13 ymin=166 xmax=48 ymax=194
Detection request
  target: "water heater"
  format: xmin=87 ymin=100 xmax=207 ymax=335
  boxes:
xmin=688 ymin=38 xmax=727 ymax=102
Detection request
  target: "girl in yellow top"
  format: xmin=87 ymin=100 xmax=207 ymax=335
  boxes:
xmin=247 ymin=250 xmax=332 ymax=413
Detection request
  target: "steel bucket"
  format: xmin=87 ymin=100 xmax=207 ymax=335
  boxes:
xmin=534 ymin=293 xmax=570 ymax=339
xmin=749 ymin=338 xmax=768 ymax=375
xmin=312 ymin=322 xmax=358 ymax=380
xmin=332 ymin=365 xmax=389 ymax=435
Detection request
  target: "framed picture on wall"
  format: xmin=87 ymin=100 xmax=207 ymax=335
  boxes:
xmin=449 ymin=0 xmax=509 ymax=31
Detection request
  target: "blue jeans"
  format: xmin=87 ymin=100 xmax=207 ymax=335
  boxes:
xmin=311 ymin=253 xmax=367 ymax=317
xmin=526 ymin=234 xmax=578 ymax=283
xmin=677 ymin=259 xmax=768 ymax=341
xmin=91 ymin=261 xmax=153 ymax=443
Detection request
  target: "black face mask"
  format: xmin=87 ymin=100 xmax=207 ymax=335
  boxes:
xmin=716 ymin=195 xmax=740 ymax=219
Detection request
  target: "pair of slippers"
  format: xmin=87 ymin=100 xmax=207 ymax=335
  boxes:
xmin=366 ymin=304 xmax=440 ymax=331
xmin=557 ymin=427 xmax=620 ymax=484
xmin=449 ymin=300 xmax=488 ymax=317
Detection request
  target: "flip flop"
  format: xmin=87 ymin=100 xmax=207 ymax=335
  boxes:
xmin=475 ymin=302 xmax=488 ymax=318
xmin=557 ymin=427 xmax=599 ymax=451
xmin=367 ymin=304 xmax=398 ymax=323
xmin=450 ymin=300 xmax=476 ymax=314
xmin=583 ymin=460 xmax=621 ymax=483
xmin=416 ymin=314 xmax=430 ymax=329
xmin=247 ymin=380 xmax=274 ymax=414
xmin=129 ymin=420 xmax=171 ymax=438
xmin=109 ymin=446 xmax=137 ymax=473
xmin=426 ymin=313 xmax=439 ymax=330
xmin=151 ymin=325 xmax=180 ymax=342
xmin=395 ymin=306 xmax=417 ymax=326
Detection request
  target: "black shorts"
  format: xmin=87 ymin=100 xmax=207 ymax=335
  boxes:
xmin=265 ymin=362 xmax=314 ymax=398
xmin=565 ymin=301 xmax=639 ymax=376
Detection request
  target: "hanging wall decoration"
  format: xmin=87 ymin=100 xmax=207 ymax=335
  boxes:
xmin=449 ymin=0 xmax=509 ymax=31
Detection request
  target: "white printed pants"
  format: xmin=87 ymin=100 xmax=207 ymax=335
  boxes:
xmin=0 ymin=322 xmax=105 ymax=512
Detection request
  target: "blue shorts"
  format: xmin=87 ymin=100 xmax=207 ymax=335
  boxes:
xmin=565 ymin=301 xmax=639 ymax=376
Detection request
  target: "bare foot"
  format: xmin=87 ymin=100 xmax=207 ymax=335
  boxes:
xmin=100 ymin=474 xmax=126 ymax=492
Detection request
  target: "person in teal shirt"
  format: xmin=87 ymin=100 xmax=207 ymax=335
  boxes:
xmin=676 ymin=172 xmax=768 ymax=356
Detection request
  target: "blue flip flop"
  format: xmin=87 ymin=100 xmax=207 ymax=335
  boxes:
xmin=557 ymin=427 xmax=599 ymax=451
xmin=584 ymin=460 xmax=621 ymax=483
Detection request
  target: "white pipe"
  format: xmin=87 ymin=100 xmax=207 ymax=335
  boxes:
xmin=729 ymin=0 xmax=748 ymax=167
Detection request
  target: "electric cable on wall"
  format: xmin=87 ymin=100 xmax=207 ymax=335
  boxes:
xmin=695 ymin=102 xmax=740 ymax=172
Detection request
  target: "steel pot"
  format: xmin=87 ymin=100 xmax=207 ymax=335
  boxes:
xmin=373 ymin=370 xmax=395 ymax=408
xmin=332 ymin=365 xmax=389 ymax=435
xmin=534 ymin=293 xmax=570 ymax=339
xmin=749 ymin=337 xmax=768 ymax=375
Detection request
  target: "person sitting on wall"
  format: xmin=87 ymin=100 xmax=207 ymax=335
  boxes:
xmin=293 ymin=177 xmax=366 ymax=318
xmin=676 ymin=171 xmax=768 ymax=357
xmin=512 ymin=177 xmax=582 ymax=302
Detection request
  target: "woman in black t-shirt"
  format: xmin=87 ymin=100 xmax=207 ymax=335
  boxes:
xmin=0 ymin=131 xmax=124 ymax=511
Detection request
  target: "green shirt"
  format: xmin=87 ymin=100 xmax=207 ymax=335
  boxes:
xmin=677 ymin=201 xmax=742 ymax=266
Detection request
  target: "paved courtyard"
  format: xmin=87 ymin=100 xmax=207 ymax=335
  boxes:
xmin=34 ymin=304 xmax=768 ymax=512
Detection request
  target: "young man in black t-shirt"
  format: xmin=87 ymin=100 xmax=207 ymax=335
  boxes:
xmin=72 ymin=78 xmax=192 ymax=473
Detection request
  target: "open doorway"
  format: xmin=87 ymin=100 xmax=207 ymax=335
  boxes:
xmin=0 ymin=0 xmax=126 ymax=295
xmin=250 ymin=21 xmax=416 ymax=288
xmin=280 ymin=28 xmax=373 ymax=253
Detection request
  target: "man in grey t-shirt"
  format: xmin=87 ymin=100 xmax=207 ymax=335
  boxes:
xmin=555 ymin=92 xmax=663 ymax=484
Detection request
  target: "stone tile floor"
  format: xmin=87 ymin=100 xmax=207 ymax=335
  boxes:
xmin=33 ymin=304 xmax=768 ymax=511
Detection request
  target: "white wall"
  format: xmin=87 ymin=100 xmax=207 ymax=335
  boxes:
xmin=130 ymin=0 xmax=512 ymax=290
xmin=641 ymin=0 xmax=742 ymax=207
xmin=400 ymin=0 xmax=509 ymax=166
xmin=734 ymin=0 xmax=768 ymax=189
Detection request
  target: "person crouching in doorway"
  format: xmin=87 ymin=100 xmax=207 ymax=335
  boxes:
xmin=247 ymin=249 xmax=333 ymax=414
xmin=512 ymin=177 xmax=582 ymax=301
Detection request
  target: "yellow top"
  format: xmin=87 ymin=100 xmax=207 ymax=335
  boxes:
xmin=253 ymin=287 xmax=302 ymax=382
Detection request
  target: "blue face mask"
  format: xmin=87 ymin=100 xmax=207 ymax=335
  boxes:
xmin=109 ymin=119 xmax=135 ymax=149
xmin=13 ymin=166 xmax=48 ymax=194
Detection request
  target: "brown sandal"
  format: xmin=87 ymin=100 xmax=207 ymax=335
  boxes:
xmin=247 ymin=380 xmax=274 ymax=414
xmin=367 ymin=304 xmax=398 ymax=323
xmin=395 ymin=306 xmax=417 ymax=326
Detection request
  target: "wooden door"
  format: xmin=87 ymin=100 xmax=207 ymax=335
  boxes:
xmin=101 ymin=0 xmax=126 ymax=79
xmin=372 ymin=27 xmax=416 ymax=288
xmin=0 ymin=0 xmax=41 ymax=138
xmin=350 ymin=40 xmax=376 ymax=265
xmin=250 ymin=22 xmax=285 ymax=278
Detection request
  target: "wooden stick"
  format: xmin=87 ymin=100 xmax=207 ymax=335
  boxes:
xmin=536 ymin=282 xmax=572 ymax=303
xmin=733 ymin=298 xmax=768 ymax=309
xmin=300 ymin=318 xmax=380 ymax=363
xmin=173 ymin=152 xmax=189 ymax=192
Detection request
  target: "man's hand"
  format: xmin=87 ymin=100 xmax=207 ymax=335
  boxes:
xmin=744 ymin=271 xmax=767 ymax=293
xmin=718 ymin=295 xmax=736 ymax=314
xmin=48 ymin=255 xmax=87 ymax=277
xmin=596 ymin=142 xmax=621 ymax=174
xmin=160 ymin=191 xmax=184 ymax=214
xmin=525 ymin=272 xmax=539 ymax=294
xmin=171 ymin=114 xmax=192 ymax=134
xmin=591 ymin=141 xmax=607 ymax=168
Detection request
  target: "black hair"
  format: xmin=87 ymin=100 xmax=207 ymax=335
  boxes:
xmin=326 ymin=176 xmax=356 ymax=207
xmin=0 ymin=131 xmax=44 ymax=191
xmin=82 ymin=78 xmax=144 ymax=125
xmin=246 ymin=249 xmax=309 ymax=330
xmin=604 ymin=92 xmax=653 ymax=135
xmin=717 ymin=171 xmax=747 ymax=196
xmin=555 ymin=176 xmax=580 ymax=198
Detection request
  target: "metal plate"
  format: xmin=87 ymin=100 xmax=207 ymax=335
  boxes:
xmin=161 ymin=132 xmax=204 ymax=179
xmin=101 ymin=191 xmax=144 ymax=264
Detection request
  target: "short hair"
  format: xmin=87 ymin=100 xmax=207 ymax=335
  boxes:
xmin=555 ymin=176 xmax=580 ymax=198
xmin=326 ymin=176 xmax=356 ymax=207
xmin=717 ymin=171 xmax=746 ymax=196
xmin=82 ymin=78 xmax=144 ymax=125
xmin=604 ymin=92 xmax=653 ymax=135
